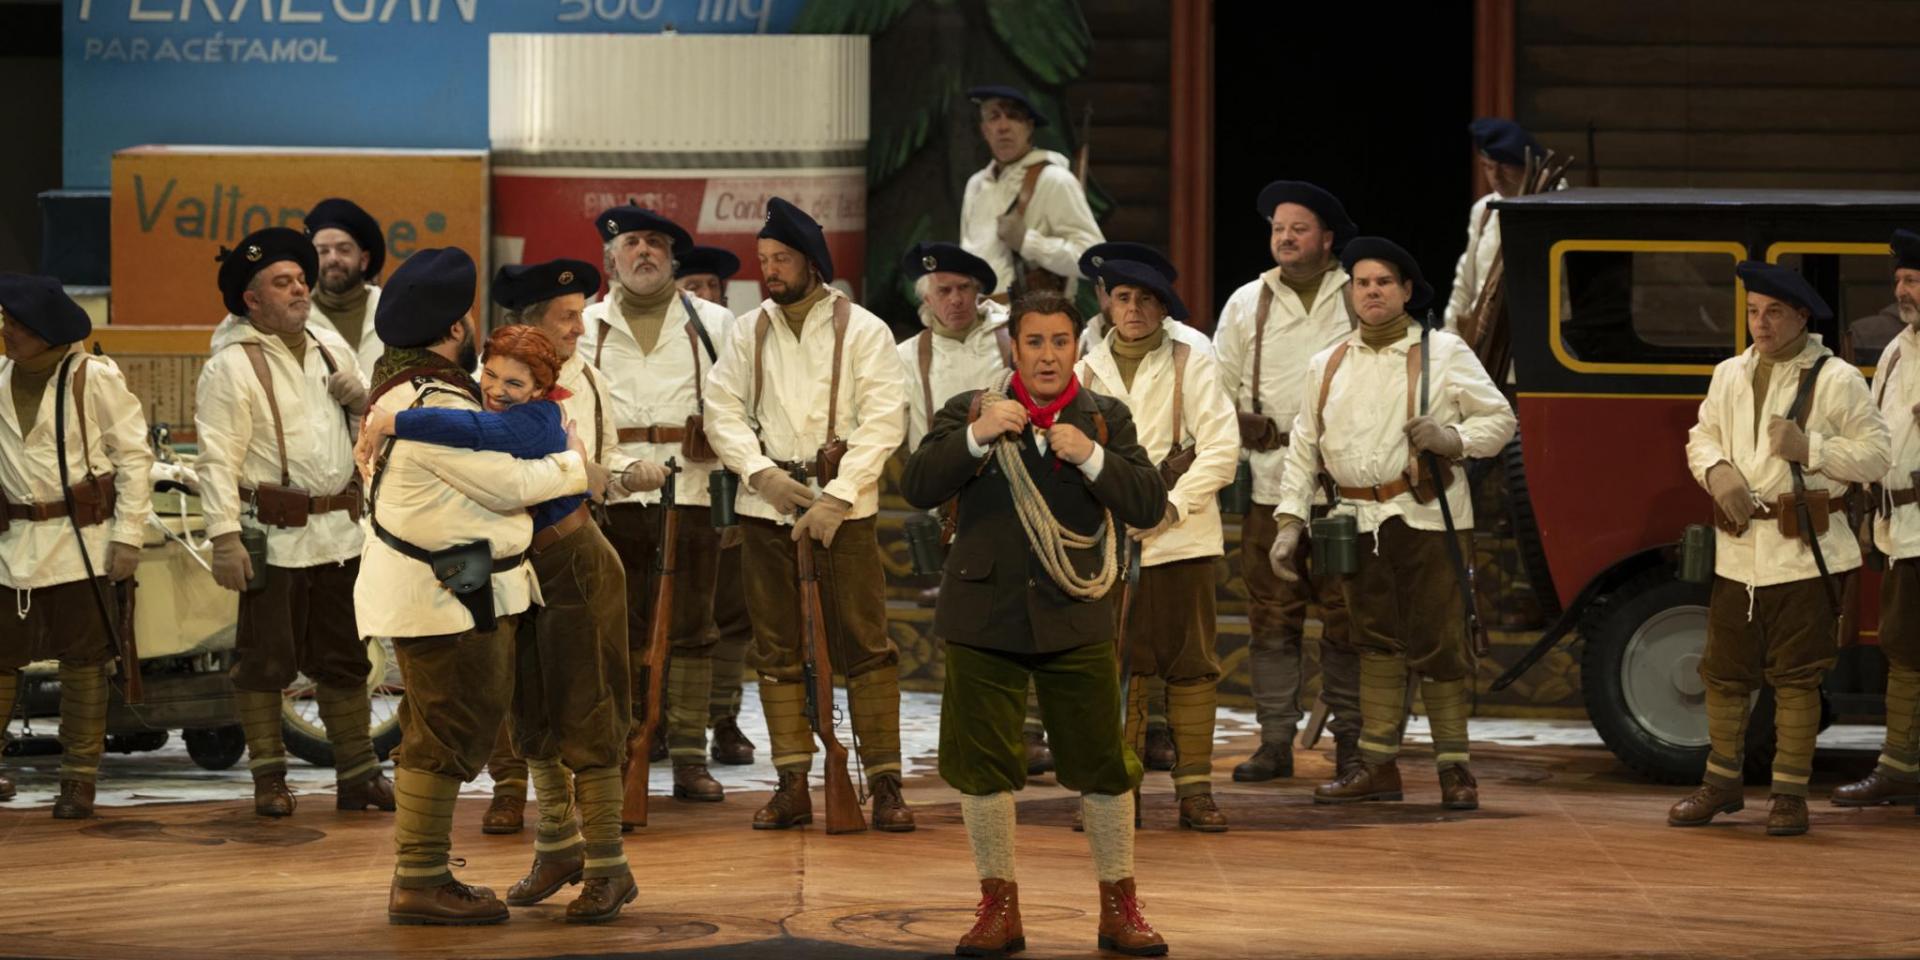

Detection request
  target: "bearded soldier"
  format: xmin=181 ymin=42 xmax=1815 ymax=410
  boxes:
xmin=702 ymin=197 xmax=916 ymax=832
xmin=0 ymin=275 xmax=152 ymax=817
xmin=1675 ymin=262 xmax=1890 ymax=836
xmin=304 ymin=198 xmax=387 ymax=376
xmin=197 ymin=227 xmax=387 ymax=817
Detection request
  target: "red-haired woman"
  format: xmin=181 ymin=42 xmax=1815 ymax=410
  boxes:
xmin=361 ymin=324 xmax=655 ymax=923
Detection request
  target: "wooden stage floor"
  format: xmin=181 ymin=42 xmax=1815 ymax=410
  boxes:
xmin=3 ymin=731 xmax=1918 ymax=960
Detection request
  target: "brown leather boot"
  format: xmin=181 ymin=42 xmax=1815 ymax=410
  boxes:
xmin=1313 ymin=760 xmax=1403 ymax=804
xmin=1439 ymin=765 xmax=1480 ymax=811
xmin=388 ymin=878 xmax=509 ymax=926
xmin=1831 ymin=771 xmax=1920 ymax=807
xmin=870 ymin=774 xmax=916 ymax=833
xmin=1667 ymin=782 xmax=1744 ymax=827
xmin=955 ymin=878 xmax=1024 ymax=958
xmin=337 ymin=771 xmax=397 ymax=812
xmin=710 ymin=716 xmax=755 ymax=766
xmin=1767 ymin=793 xmax=1810 ymax=836
xmin=1023 ymin=729 xmax=1055 ymax=776
xmin=481 ymin=795 xmax=525 ymax=834
xmin=672 ymin=764 xmax=725 ymax=802
xmin=1333 ymin=733 xmax=1362 ymax=778
xmin=1178 ymin=793 xmax=1228 ymax=832
xmin=505 ymin=851 xmax=585 ymax=906
xmin=566 ymin=872 xmax=638 ymax=924
xmin=0 ymin=771 xmax=15 ymax=801
xmin=52 ymin=779 xmax=95 ymax=819
xmin=753 ymin=769 xmax=813 ymax=829
xmin=1143 ymin=726 xmax=1175 ymax=771
xmin=1096 ymin=878 xmax=1167 ymax=957
xmin=1232 ymin=741 xmax=1293 ymax=782
xmin=253 ymin=771 xmax=296 ymax=817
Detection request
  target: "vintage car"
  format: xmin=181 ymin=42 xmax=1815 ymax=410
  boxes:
xmin=1490 ymin=188 xmax=1920 ymax=782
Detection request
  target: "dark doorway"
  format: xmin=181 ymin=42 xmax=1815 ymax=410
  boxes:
xmin=1211 ymin=6 xmax=1476 ymax=322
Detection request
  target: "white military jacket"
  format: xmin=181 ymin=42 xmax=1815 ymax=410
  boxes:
xmin=1077 ymin=329 xmax=1239 ymax=567
xmin=354 ymin=377 xmax=587 ymax=638
xmin=1687 ymin=336 xmax=1890 ymax=587
xmin=1442 ymin=193 xmax=1501 ymax=334
xmin=307 ymin=283 xmax=385 ymax=382
xmin=552 ymin=350 xmax=630 ymax=477
xmin=1275 ymin=324 xmax=1516 ymax=535
xmin=702 ymin=288 xmax=907 ymax=524
xmin=1213 ymin=266 xmax=1353 ymax=506
xmin=0 ymin=351 xmax=153 ymax=590
xmin=961 ymin=149 xmax=1104 ymax=296
xmin=580 ymin=290 xmax=735 ymax=508
xmin=1872 ymin=324 xmax=1920 ymax=561
xmin=897 ymin=304 xmax=1011 ymax=451
xmin=194 ymin=316 xmax=365 ymax=568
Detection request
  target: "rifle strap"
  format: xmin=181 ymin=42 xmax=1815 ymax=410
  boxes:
xmin=238 ymin=342 xmax=293 ymax=487
xmin=1788 ymin=356 xmax=1842 ymax=617
xmin=71 ymin=354 xmax=95 ymax=482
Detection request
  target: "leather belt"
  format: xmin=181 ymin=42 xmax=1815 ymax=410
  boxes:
xmin=1893 ymin=487 xmax=1920 ymax=508
xmin=1752 ymin=496 xmax=1848 ymax=521
xmin=239 ymin=483 xmax=362 ymax=518
xmin=531 ymin=502 xmax=591 ymax=554
xmin=1337 ymin=471 xmax=1454 ymax=504
xmin=617 ymin=424 xmax=686 ymax=445
xmin=4 ymin=474 xmax=117 ymax=525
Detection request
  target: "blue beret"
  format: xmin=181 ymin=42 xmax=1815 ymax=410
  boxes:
xmin=1079 ymin=242 xmax=1177 ymax=284
xmin=1469 ymin=117 xmax=1541 ymax=167
xmin=675 ymin=245 xmax=741 ymax=281
xmin=376 ymin=247 xmax=477 ymax=348
xmin=492 ymin=259 xmax=600 ymax=311
xmin=903 ymin=242 xmax=995 ymax=292
xmin=0 ymin=274 xmax=91 ymax=346
xmin=217 ymin=227 xmax=318 ymax=318
xmin=305 ymin=197 xmax=385 ymax=279
xmin=758 ymin=197 xmax=834 ymax=283
xmin=1736 ymin=261 xmax=1832 ymax=321
xmin=1097 ymin=259 xmax=1188 ymax=322
xmin=1340 ymin=237 xmax=1435 ymax=311
xmin=596 ymin=206 xmax=693 ymax=255
xmin=966 ymin=85 xmax=1048 ymax=128
xmin=1256 ymin=181 xmax=1358 ymax=249
xmin=1893 ymin=229 xmax=1920 ymax=273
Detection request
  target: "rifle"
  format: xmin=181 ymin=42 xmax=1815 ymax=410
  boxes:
xmin=1419 ymin=313 xmax=1492 ymax=658
xmin=796 ymin=527 xmax=865 ymax=834
xmin=55 ymin=351 xmax=140 ymax=704
xmin=621 ymin=457 xmax=682 ymax=827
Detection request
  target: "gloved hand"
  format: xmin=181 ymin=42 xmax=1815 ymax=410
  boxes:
xmin=720 ymin=524 xmax=745 ymax=549
xmin=326 ymin=370 xmax=368 ymax=414
xmin=1767 ymin=416 xmax=1810 ymax=464
xmin=1706 ymin=462 xmax=1756 ymax=533
xmin=750 ymin=467 xmax=816 ymax=516
xmin=1405 ymin=416 xmax=1463 ymax=458
xmin=107 ymin=541 xmax=140 ymax=582
xmin=211 ymin=532 xmax=254 ymax=593
xmin=585 ymin=462 xmax=610 ymax=502
xmin=996 ymin=211 xmax=1027 ymax=255
xmin=1129 ymin=503 xmax=1179 ymax=542
xmin=791 ymin=494 xmax=850 ymax=547
xmin=1268 ymin=518 xmax=1305 ymax=582
xmin=621 ymin=461 xmax=670 ymax=494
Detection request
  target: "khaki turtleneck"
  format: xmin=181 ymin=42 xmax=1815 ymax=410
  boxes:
xmin=1111 ymin=326 xmax=1167 ymax=391
xmin=616 ymin=278 xmax=679 ymax=355
xmin=779 ymin=282 xmax=830 ymax=338
xmin=1361 ymin=312 xmax=1413 ymax=350
xmin=925 ymin=302 xmax=983 ymax=341
xmin=1278 ymin=258 xmax=1336 ymax=306
xmin=1751 ymin=328 xmax=1810 ymax=425
xmin=272 ymin=327 xmax=307 ymax=366
xmin=10 ymin=344 xmax=71 ymax=429
xmin=313 ymin=283 xmax=370 ymax=349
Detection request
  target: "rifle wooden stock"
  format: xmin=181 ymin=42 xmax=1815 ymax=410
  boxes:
xmin=118 ymin=579 xmax=142 ymax=704
xmin=797 ymin=538 xmax=865 ymax=835
xmin=622 ymin=460 xmax=681 ymax=827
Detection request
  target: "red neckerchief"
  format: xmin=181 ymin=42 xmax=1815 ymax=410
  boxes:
xmin=1010 ymin=372 xmax=1080 ymax=429
xmin=546 ymin=384 xmax=574 ymax=402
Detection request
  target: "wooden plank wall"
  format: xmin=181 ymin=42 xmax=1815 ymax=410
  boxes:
xmin=1516 ymin=0 xmax=1920 ymax=189
xmin=1067 ymin=0 xmax=1172 ymax=248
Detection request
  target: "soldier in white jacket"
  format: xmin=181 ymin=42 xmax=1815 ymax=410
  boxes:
xmin=1443 ymin=118 xmax=1541 ymax=335
xmin=1839 ymin=229 xmax=1920 ymax=810
xmin=1676 ymin=262 xmax=1891 ymax=836
xmin=357 ymin=248 xmax=592 ymax=925
xmin=1213 ymin=181 xmax=1361 ymax=783
xmin=197 ymin=228 xmax=388 ymax=818
xmin=703 ymin=197 xmax=916 ymax=832
xmin=897 ymin=242 xmax=1011 ymax=451
xmin=578 ymin=206 xmax=739 ymax=807
xmin=0 ymin=275 xmax=151 ymax=818
xmin=1270 ymin=237 xmax=1516 ymax=811
xmin=304 ymin=198 xmax=386 ymax=377
xmin=1077 ymin=242 xmax=1212 ymax=361
xmin=960 ymin=85 xmax=1104 ymax=298
xmin=1077 ymin=258 xmax=1239 ymax=831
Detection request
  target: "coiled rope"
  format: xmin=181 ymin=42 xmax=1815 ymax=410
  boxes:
xmin=979 ymin=370 xmax=1118 ymax=600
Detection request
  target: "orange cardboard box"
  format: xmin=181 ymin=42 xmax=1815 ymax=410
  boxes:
xmin=111 ymin=146 xmax=489 ymax=328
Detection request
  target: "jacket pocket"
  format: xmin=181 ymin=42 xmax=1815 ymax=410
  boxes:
xmin=937 ymin=547 xmax=995 ymax=636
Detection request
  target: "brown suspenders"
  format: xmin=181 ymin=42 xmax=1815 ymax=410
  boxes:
xmin=916 ymin=324 xmax=1017 ymax=435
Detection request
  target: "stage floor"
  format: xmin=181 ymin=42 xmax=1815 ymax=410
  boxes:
xmin=3 ymin=719 xmax=1918 ymax=959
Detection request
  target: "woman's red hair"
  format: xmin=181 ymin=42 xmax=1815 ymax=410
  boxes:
xmin=483 ymin=324 xmax=561 ymax=392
